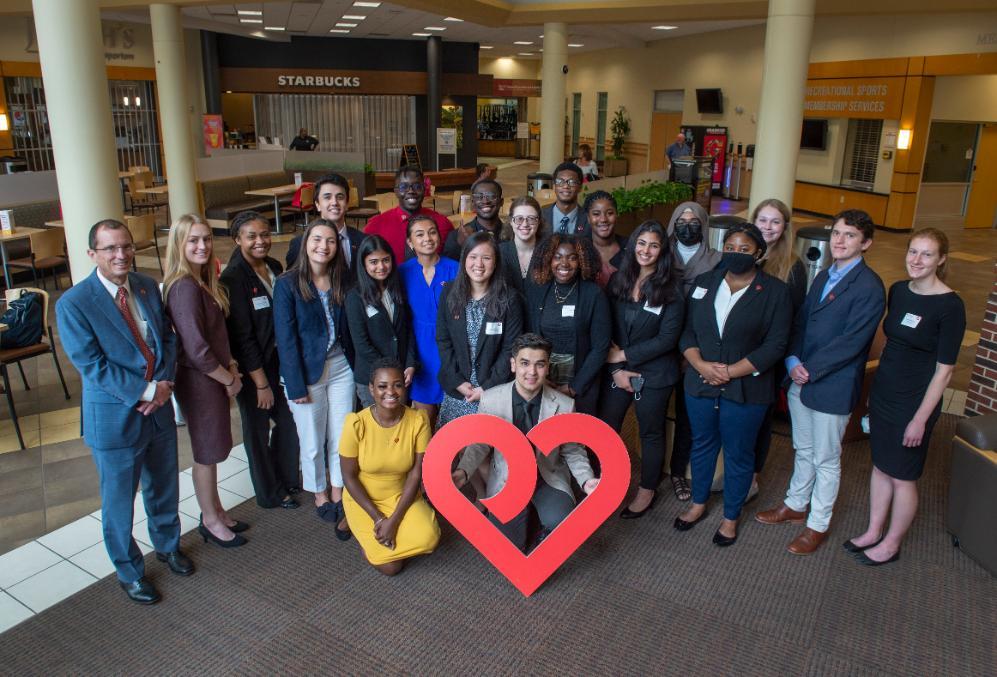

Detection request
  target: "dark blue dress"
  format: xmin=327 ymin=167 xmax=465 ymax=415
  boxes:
xmin=400 ymin=256 xmax=459 ymax=405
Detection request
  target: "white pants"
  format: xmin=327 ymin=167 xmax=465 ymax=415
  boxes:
xmin=785 ymin=382 xmax=851 ymax=532
xmin=286 ymin=352 xmax=354 ymax=493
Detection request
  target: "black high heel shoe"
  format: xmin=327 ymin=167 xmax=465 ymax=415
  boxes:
xmin=198 ymin=524 xmax=247 ymax=548
xmin=200 ymin=513 xmax=249 ymax=533
xmin=620 ymin=492 xmax=657 ymax=519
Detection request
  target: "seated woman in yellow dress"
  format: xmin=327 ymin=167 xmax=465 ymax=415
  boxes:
xmin=340 ymin=357 xmax=441 ymax=575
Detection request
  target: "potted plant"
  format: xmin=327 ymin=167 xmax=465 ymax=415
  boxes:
xmin=610 ymin=181 xmax=694 ymax=236
xmin=604 ymin=106 xmax=631 ymax=177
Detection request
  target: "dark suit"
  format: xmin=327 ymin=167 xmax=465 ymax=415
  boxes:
xmin=542 ymin=203 xmax=589 ymax=235
xmin=285 ymin=225 xmax=365 ymax=279
xmin=499 ymin=239 xmax=540 ymax=294
xmin=56 ymin=271 xmax=180 ymax=583
xmin=442 ymin=217 xmax=504 ymax=261
xmin=435 ymin=286 xmax=523 ymax=399
xmin=220 ymin=250 xmax=299 ymax=507
xmin=344 ymin=287 xmax=418 ymax=393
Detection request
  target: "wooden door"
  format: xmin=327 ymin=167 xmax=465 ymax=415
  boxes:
xmin=965 ymin=124 xmax=997 ymax=228
xmin=648 ymin=112 xmax=683 ymax=171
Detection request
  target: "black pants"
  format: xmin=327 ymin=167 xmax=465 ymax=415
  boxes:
xmin=489 ymin=482 xmax=575 ymax=552
xmin=600 ymin=380 xmax=674 ymax=490
xmin=669 ymin=378 xmax=693 ymax=477
xmin=235 ymin=371 xmax=300 ymax=508
xmin=574 ymin=379 xmax=601 ymax=417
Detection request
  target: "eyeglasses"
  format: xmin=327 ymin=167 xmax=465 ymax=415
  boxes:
xmin=94 ymin=244 xmax=135 ymax=255
xmin=396 ymin=182 xmax=424 ymax=193
xmin=472 ymin=192 xmax=498 ymax=201
xmin=554 ymin=178 xmax=581 ymax=188
xmin=675 ymin=219 xmax=702 ymax=228
xmin=511 ymin=215 xmax=540 ymax=226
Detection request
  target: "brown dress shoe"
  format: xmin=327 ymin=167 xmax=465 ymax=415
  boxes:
xmin=755 ymin=503 xmax=808 ymax=525
xmin=788 ymin=528 xmax=827 ymax=555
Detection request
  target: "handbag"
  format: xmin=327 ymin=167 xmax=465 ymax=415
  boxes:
xmin=0 ymin=292 xmax=43 ymax=349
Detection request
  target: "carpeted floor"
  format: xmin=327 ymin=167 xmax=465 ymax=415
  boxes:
xmin=0 ymin=414 xmax=993 ymax=676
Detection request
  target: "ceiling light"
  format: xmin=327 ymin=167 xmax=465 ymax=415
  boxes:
xmin=539 ymin=34 xmax=544 ymax=38
xmin=134 ymin=97 xmax=141 ymax=106
xmin=336 ymin=22 xmax=358 ymax=27
xmin=652 ymin=25 xmax=678 ymax=30
xmin=352 ymin=1 xmax=381 ymax=7
xmin=240 ymin=19 xmax=263 ymax=24
xmin=329 ymin=29 xmax=351 ymax=33
xmin=480 ymin=45 xmax=493 ymax=49
xmin=444 ymin=17 xmax=463 ymax=22
xmin=237 ymin=10 xmax=262 ymax=16
xmin=342 ymin=14 xmax=366 ymax=20
xmin=514 ymin=41 xmax=533 ymax=45
xmin=518 ymin=52 xmax=534 ymax=56
xmin=568 ymin=43 xmax=583 ymax=47
xmin=424 ymin=27 xmax=446 ymax=31
xmin=412 ymin=32 xmax=431 ymax=37
xmin=264 ymin=26 xmax=285 ymax=31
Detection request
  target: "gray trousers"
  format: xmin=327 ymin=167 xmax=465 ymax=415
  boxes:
xmin=488 ymin=481 xmax=575 ymax=552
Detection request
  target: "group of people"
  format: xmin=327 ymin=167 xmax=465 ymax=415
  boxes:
xmin=56 ymin=160 xmax=965 ymax=606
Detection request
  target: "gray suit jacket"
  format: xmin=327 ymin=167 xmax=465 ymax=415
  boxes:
xmin=458 ymin=382 xmax=595 ymax=500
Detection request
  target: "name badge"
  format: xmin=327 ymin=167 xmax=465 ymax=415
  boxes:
xmin=692 ymin=287 xmax=708 ymax=300
xmin=252 ymin=296 xmax=270 ymax=310
xmin=562 ymin=305 xmax=575 ymax=318
xmin=643 ymin=302 xmax=662 ymax=315
xmin=900 ymin=312 xmax=921 ymax=329
xmin=365 ymin=305 xmax=379 ymax=318
xmin=485 ymin=322 xmax=503 ymax=335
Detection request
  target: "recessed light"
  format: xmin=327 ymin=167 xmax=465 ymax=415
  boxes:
xmin=342 ymin=14 xmax=366 ymax=20
xmin=444 ymin=17 xmax=463 ymax=22
xmin=568 ymin=43 xmax=583 ymax=47
xmin=412 ymin=32 xmax=431 ymax=37
xmin=480 ymin=45 xmax=493 ymax=49
xmin=329 ymin=29 xmax=351 ymax=33
xmin=424 ymin=27 xmax=446 ymax=31
xmin=237 ymin=10 xmax=262 ymax=16
xmin=518 ymin=52 xmax=534 ymax=56
xmin=265 ymin=26 xmax=286 ymax=31
xmin=539 ymin=34 xmax=544 ymax=38
xmin=353 ymin=1 xmax=381 ymax=7
xmin=225 ymin=90 xmax=233 ymax=94
xmin=240 ymin=19 xmax=263 ymax=24
xmin=652 ymin=25 xmax=678 ymax=30
xmin=336 ymin=22 xmax=358 ymax=28
xmin=514 ymin=41 xmax=533 ymax=45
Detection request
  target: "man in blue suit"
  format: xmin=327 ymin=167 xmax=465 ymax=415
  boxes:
xmin=756 ymin=210 xmax=885 ymax=555
xmin=57 ymin=219 xmax=193 ymax=604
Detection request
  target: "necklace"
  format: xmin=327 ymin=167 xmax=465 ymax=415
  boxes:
xmin=370 ymin=405 xmax=403 ymax=430
xmin=553 ymin=280 xmax=577 ymax=304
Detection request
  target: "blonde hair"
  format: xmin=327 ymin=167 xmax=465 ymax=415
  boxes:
xmin=163 ymin=213 xmax=230 ymax=315
xmin=908 ymin=227 xmax=950 ymax=280
xmin=752 ymin=198 xmax=800 ymax=283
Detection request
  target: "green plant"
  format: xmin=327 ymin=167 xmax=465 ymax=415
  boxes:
xmin=363 ymin=163 xmax=375 ymax=174
xmin=609 ymin=106 xmax=631 ymax=159
xmin=610 ymin=181 xmax=693 ymax=215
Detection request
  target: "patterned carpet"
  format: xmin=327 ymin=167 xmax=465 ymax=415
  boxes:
xmin=0 ymin=414 xmax=993 ymax=676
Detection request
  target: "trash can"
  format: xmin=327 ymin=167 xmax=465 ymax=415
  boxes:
xmin=707 ymin=214 xmax=748 ymax=252
xmin=527 ymin=172 xmax=553 ymax=198
xmin=794 ymin=225 xmax=833 ymax=290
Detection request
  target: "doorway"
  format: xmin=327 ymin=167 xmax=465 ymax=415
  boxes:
xmin=965 ymin=123 xmax=997 ymax=228
xmin=917 ymin=121 xmax=979 ymax=218
xmin=648 ymin=90 xmax=684 ymax=172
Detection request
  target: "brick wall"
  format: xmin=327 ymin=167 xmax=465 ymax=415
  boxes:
xmin=966 ymin=263 xmax=997 ymax=416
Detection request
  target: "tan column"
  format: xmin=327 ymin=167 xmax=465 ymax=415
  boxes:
xmin=748 ymin=0 xmax=816 ymax=214
xmin=539 ymin=22 xmax=568 ymax=174
xmin=151 ymin=4 xmax=199 ymax=220
xmin=32 ymin=0 xmax=121 ymax=280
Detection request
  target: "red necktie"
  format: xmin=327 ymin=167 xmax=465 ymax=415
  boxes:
xmin=116 ymin=286 xmax=156 ymax=381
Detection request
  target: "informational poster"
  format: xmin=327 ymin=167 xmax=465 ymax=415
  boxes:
xmin=202 ymin=114 xmax=224 ymax=153
xmin=702 ymin=127 xmax=728 ymax=189
xmin=437 ymin=127 xmax=457 ymax=154
xmin=516 ymin=122 xmax=530 ymax=139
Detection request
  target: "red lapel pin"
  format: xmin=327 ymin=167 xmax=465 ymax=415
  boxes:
xmin=755 ymin=284 xmax=763 ymax=291
xmin=828 ymin=293 xmax=835 ymax=301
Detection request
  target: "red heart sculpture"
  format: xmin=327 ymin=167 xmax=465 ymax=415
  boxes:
xmin=423 ymin=413 xmax=630 ymax=596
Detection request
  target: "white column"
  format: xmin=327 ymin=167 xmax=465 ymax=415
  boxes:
xmin=748 ymin=0 xmax=816 ymax=214
xmin=32 ymin=0 xmax=121 ymax=281
xmin=151 ymin=4 xmax=198 ymax=220
xmin=539 ymin=22 xmax=568 ymax=174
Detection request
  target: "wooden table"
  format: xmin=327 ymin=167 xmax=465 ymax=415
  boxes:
xmin=0 ymin=227 xmax=46 ymax=289
xmin=44 ymin=220 xmax=65 ymax=227
xmin=245 ymin=184 xmax=298 ymax=234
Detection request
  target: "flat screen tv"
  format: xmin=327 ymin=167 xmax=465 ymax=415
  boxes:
xmin=800 ymin=119 xmax=828 ymax=150
xmin=695 ymin=88 xmax=723 ymax=114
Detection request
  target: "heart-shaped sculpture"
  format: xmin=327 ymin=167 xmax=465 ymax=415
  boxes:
xmin=423 ymin=413 xmax=629 ymax=596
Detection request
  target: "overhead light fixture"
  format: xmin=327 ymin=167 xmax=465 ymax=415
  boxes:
xmin=897 ymin=128 xmax=913 ymax=150
xmin=444 ymin=17 xmax=463 ymax=22
xmin=568 ymin=43 xmax=583 ymax=47
xmin=539 ymin=34 xmax=544 ymax=38
xmin=480 ymin=45 xmax=493 ymax=49
xmin=336 ymin=22 xmax=358 ymax=27
xmin=264 ymin=26 xmax=285 ymax=31
xmin=342 ymin=14 xmax=366 ymax=20
xmin=0 ymin=113 xmax=8 ymax=132
xmin=329 ymin=29 xmax=351 ymax=33
xmin=652 ymin=25 xmax=678 ymax=30
xmin=514 ymin=41 xmax=533 ymax=45
xmin=225 ymin=90 xmax=233 ymax=94
xmin=412 ymin=32 xmax=431 ymax=37
xmin=134 ymin=96 xmax=141 ymax=106
xmin=240 ymin=19 xmax=263 ymax=24
xmin=352 ymin=1 xmax=381 ymax=7
xmin=424 ymin=27 xmax=446 ymax=31
xmin=122 ymin=96 xmax=130 ymax=106
xmin=518 ymin=52 xmax=534 ymax=56
xmin=237 ymin=10 xmax=262 ymax=16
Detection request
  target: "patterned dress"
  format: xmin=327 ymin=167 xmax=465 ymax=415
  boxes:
xmin=436 ymin=298 xmax=485 ymax=429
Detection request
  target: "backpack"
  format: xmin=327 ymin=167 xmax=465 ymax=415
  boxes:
xmin=0 ymin=292 xmax=43 ymax=349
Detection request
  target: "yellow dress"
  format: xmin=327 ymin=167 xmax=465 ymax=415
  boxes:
xmin=340 ymin=407 xmax=441 ymax=565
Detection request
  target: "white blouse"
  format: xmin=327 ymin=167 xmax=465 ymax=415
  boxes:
xmin=714 ymin=279 xmax=749 ymax=336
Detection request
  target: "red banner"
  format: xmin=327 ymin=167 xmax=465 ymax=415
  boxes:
xmin=703 ymin=128 xmax=727 ymax=189
xmin=202 ymin=114 xmax=224 ymax=153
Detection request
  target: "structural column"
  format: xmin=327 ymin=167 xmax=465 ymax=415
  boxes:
xmin=32 ymin=0 xmax=122 ymax=281
xmin=539 ymin=23 xmax=568 ymax=174
xmin=425 ymin=36 xmax=442 ymax=171
xmin=151 ymin=4 xmax=199 ymax=220
xmin=748 ymin=0 xmax=815 ymax=214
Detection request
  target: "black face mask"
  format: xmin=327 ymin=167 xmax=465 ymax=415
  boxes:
xmin=674 ymin=220 xmax=702 ymax=246
xmin=722 ymin=251 xmax=757 ymax=274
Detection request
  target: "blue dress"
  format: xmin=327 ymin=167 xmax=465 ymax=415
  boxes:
xmin=400 ymin=256 xmax=459 ymax=405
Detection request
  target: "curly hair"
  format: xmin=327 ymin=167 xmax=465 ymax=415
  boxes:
xmin=530 ymin=233 xmax=600 ymax=285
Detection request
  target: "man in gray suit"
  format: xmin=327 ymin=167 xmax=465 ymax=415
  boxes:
xmin=453 ymin=333 xmax=599 ymax=552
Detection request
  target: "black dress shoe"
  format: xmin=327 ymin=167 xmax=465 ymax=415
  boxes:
xmin=155 ymin=550 xmax=195 ymax=576
xmin=673 ymin=510 xmax=709 ymax=532
xmin=119 ymin=578 xmax=161 ymax=605
xmin=620 ymin=493 xmax=657 ymax=519
xmin=842 ymin=537 xmax=882 ymax=553
xmin=854 ymin=550 xmax=900 ymax=566
xmin=229 ymin=521 xmax=250 ymax=533
xmin=288 ymin=486 xmax=301 ymax=495
xmin=280 ymin=497 xmax=300 ymax=509
xmin=712 ymin=529 xmax=738 ymax=547
xmin=198 ymin=524 xmax=247 ymax=548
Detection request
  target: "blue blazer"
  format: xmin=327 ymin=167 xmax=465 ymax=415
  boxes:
xmin=273 ymin=274 xmax=354 ymax=400
xmin=788 ymin=259 xmax=885 ymax=415
xmin=56 ymin=270 xmax=177 ymax=449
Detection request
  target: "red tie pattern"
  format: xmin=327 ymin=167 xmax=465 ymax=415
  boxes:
xmin=116 ymin=286 xmax=156 ymax=381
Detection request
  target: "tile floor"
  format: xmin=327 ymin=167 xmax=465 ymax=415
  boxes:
xmin=0 ymin=444 xmax=249 ymax=633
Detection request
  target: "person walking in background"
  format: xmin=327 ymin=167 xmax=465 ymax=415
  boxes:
xmin=164 ymin=214 xmax=248 ymax=549
xmin=274 ymin=220 xmax=356 ymax=541
xmin=399 ymin=215 xmax=459 ymax=429
xmin=365 ymin=165 xmax=453 ymax=263
xmin=220 ymin=210 xmax=300 ymax=511
xmin=541 ymin=162 xmax=589 ymax=235
xmin=846 ymin=228 xmax=965 ymax=566
xmin=57 ymin=220 xmax=191 ymax=605
xmin=575 ymin=143 xmax=599 ymax=182
xmin=756 ymin=209 xmax=885 ymax=556
xmin=345 ymin=234 xmax=417 ymax=408
xmin=288 ymin=127 xmax=319 ymax=151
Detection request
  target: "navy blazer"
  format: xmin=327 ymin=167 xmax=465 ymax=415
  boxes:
xmin=273 ymin=274 xmax=354 ymax=400
xmin=680 ymin=268 xmax=792 ymax=404
xmin=56 ymin=270 xmax=177 ymax=449
xmin=285 ymin=225 xmax=365 ymax=279
xmin=788 ymin=259 xmax=885 ymax=415
xmin=344 ymin=287 xmax=418 ymax=385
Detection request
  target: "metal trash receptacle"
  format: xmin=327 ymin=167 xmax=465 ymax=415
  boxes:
xmin=527 ymin=172 xmax=553 ymax=198
xmin=794 ymin=225 xmax=832 ymax=290
xmin=707 ymin=214 xmax=749 ymax=252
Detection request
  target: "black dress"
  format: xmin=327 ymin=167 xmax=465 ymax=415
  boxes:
xmin=869 ymin=281 xmax=965 ymax=480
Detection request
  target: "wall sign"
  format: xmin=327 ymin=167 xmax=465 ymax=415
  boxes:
xmin=277 ymin=74 xmax=360 ymax=88
xmin=492 ymin=79 xmax=541 ymax=97
xmin=220 ymin=67 xmax=492 ymax=97
xmin=804 ymin=77 xmax=904 ymax=119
